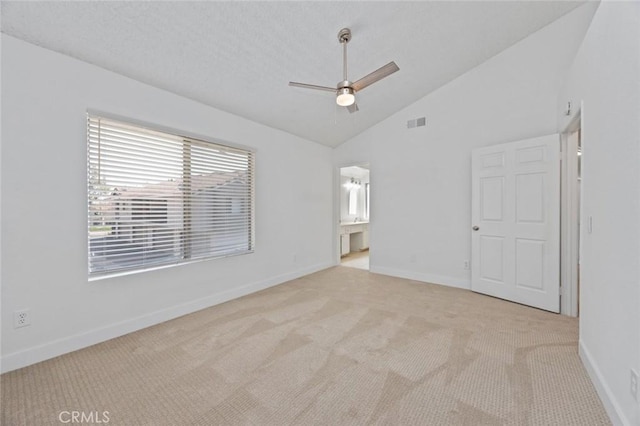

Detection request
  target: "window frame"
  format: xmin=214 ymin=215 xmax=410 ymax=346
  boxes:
xmin=87 ymin=111 xmax=255 ymax=280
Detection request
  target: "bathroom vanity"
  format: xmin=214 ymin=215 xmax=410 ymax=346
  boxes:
xmin=340 ymin=222 xmax=369 ymax=256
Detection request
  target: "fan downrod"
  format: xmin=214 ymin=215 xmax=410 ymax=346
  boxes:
xmin=338 ymin=28 xmax=351 ymax=44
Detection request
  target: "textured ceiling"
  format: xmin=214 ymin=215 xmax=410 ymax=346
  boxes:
xmin=1 ymin=1 xmax=584 ymax=147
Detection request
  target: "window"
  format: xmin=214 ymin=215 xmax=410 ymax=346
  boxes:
xmin=132 ymin=199 xmax=168 ymax=224
xmin=87 ymin=115 xmax=255 ymax=277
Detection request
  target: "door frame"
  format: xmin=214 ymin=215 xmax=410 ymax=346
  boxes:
xmin=560 ymin=106 xmax=583 ymax=317
xmin=334 ymin=162 xmax=370 ymax=265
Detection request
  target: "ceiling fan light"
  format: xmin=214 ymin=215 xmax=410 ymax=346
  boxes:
xmin=336 ymin=87 xmax=355 ymax=106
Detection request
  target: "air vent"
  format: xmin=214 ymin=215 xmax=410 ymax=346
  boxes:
xmin=407 ymin=117 xmax=426 ymax=129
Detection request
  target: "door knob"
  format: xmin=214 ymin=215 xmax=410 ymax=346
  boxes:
xmin=472 ymin=226 xmax=480 ymax=231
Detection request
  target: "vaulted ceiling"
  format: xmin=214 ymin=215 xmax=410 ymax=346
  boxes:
xmin=1 ymin=1 xmax=584 ymax=147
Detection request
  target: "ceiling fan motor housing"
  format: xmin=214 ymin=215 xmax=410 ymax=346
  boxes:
xmin=336 ymin=87 xmax=355 ymax=106
xmin=338 ymin=28 xmax=352 ymax=44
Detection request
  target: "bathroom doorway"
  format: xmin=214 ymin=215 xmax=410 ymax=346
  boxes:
xmin=560 ymin=115 xmax=582 ymax=317
xmin=339 ymin=165 xmax=370 ymax=270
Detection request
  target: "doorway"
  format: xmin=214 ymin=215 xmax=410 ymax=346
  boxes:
xmin=560 ymin=116 xmax=582 ymax=317
xmin=338 ymin=165 xmax=370 ymax=270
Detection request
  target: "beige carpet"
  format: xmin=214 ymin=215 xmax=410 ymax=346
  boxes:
xmin=1 ymin=267 xmax=610 ymax=425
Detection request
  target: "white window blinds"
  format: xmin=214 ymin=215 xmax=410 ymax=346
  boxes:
xmin=87 ymin=115 xmax=255 ymax=277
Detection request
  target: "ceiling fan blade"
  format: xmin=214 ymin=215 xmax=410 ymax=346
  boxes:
xmin=289 ymin=82 xmax=336 ymax=93
xmin=347 ymin=103 xmax=359 ymax=114
xmin=351 ymin=61 xmax=399 ymax=92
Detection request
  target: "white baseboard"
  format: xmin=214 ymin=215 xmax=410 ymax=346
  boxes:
xmin=579 ymin=340 xmax=629 ymax=426
xmin=1 ymin=262 xmax=332 ymax=374
xmin=369 ymin=266 xmax=470 ymax=290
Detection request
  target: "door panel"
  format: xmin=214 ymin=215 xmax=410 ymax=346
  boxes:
xmin=516 ymin=145 xmax=546 ymax=164
xmin=481 ymin=152 xmax=505 ymax=168
xmin=515 ymin=238 xmax=545 ymax=290
xmin=471 ymin=134 xmax=560 ymax=312
xmin=480 ymin=236 xmax=505 ymax=283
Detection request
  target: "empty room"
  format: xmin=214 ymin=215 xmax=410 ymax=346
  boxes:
xmin=1 ymin=1 xmax=638 ymax=425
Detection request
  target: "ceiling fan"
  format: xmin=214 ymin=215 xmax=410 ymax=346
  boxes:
xmin=289 ymin=28 xmax=399 ymax=113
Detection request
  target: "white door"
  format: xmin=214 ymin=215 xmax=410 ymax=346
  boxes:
xmin=471 ymin=134 xmax=560 ymax=312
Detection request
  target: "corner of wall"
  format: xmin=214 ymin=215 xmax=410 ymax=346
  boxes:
xmin=579 ymin=341 xmax=631 ymax=426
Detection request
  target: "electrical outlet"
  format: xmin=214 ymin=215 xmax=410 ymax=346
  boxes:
xmin=631 ymin=369 xmax=638 ymax=401
xmin=464 ymin=260 xmax=470 ymax=270
xmin=14 ymin=309 xmax=31 ymax=328
xmin=409 ymin=254 xmax=417 ymax=263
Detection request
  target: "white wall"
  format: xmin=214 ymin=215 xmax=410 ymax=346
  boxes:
xmin=334 ymin=3 xmax=597 ymax=289
xmin=0 ymin=35 xmax=334 ymax=372
xmin=558 ymin=2 xmax=640 ymax=425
